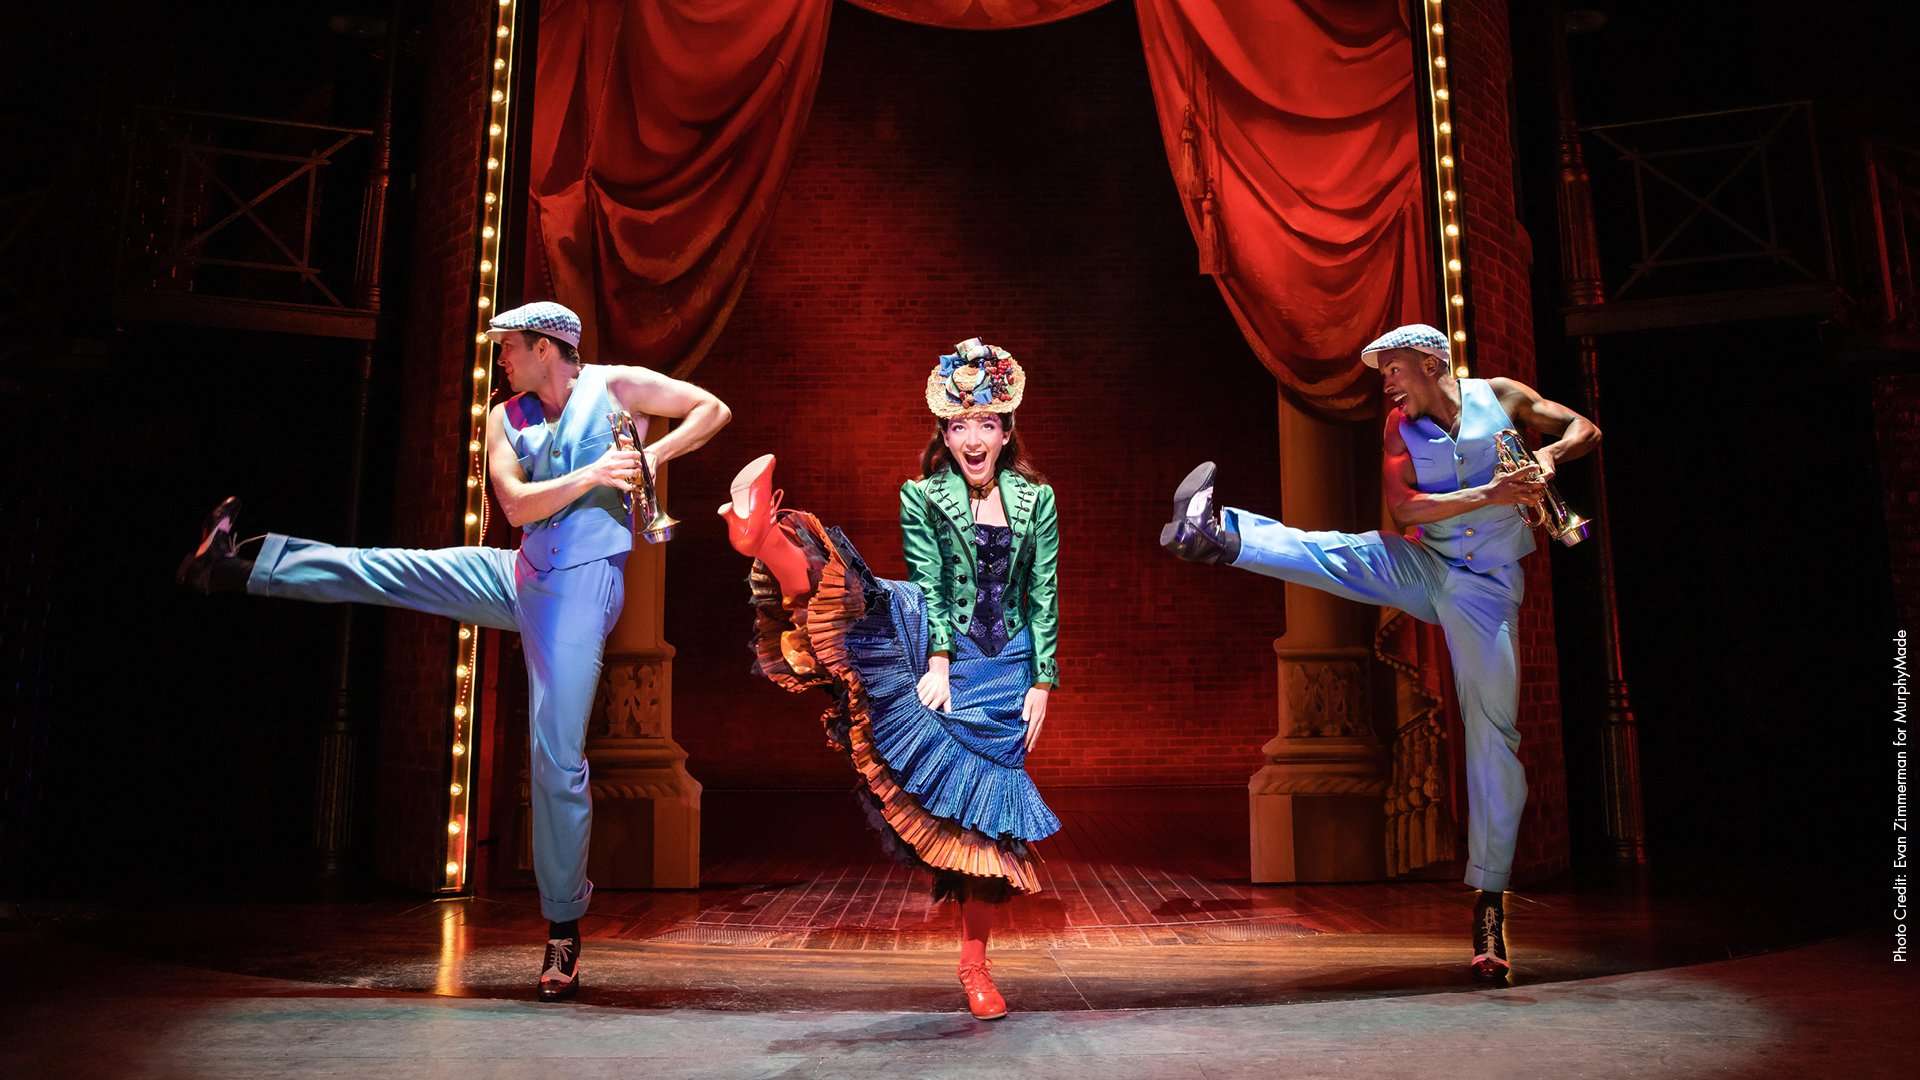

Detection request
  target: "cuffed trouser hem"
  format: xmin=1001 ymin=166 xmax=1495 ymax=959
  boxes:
xmin=1465 ymin=864 xmax=1510 ymax=893
xmin=245 ymin=533 xmax=292 ymax=595
xmin=540 ymin=883 xmax=593 ymax=924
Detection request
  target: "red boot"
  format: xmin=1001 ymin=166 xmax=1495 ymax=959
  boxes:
xmin=719 ymin=454 xmax=811 ymax=600
xmin=958 ymin=959 xmax=1007 ymax=1020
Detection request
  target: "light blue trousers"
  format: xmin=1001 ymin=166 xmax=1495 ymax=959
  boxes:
xmin=248 ymin=534 xmax=625 ymax=921
xmin=1225 ymin=509 xmax=1526 ymax=893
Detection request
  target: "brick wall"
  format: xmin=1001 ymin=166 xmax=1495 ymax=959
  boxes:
xmin=1446 ymin=0 xmax=1570 ymax=880
xmin=374 ymin=0 xmax=493 ymax=890
xmin=659 ymin=3 xmax=1284 ymax=790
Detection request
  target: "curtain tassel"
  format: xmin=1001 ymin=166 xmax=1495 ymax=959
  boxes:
xmin=1197 ymin=183 xmax=1224 ymax=276
xmin=1179 ymin=104 xmax=1202 ymax=199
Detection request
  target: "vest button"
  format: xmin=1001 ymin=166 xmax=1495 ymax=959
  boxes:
xmin=551 ymin=546 xmax=560 ymax=555
xmin=1465 ymin=552 xmax=1474 ymax=561
xmin=1465 ymin=528 xmax=1475 ymax=537
xmin=551 ymin=449 xmax=561 ymax=457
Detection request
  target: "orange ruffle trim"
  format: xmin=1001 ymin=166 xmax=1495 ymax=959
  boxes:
xmin=750 ymin=511 xmax=1041 ymax=895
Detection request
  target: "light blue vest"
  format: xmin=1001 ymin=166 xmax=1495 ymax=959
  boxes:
xmin=1398 ymin=379 xmax=1536 ymax=573
xmin=502 ymin=364 xmax=633 ymax=572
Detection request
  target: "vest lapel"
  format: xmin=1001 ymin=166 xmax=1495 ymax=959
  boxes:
xmin=928 ymin=469 xmax=973 ymax=538
xmin=1003 ymin=472 xmax=1036 ymax=569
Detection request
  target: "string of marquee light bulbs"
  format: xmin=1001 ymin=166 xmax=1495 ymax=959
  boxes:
xmin=442 ymin=0 xmax=521 ymax=895
xmin=1421 ymin=0 xmax=1472 ymax=377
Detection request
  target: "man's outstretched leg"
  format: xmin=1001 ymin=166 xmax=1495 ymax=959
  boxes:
xmin=1161 ymin=461 xmax=1443 ymax=621
xmin=179 ymin=497 xmax=522 ymax=630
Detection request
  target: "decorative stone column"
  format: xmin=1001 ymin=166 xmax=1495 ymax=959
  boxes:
xmin=1248 ymin=390 xmax=1388 ymax=882
xmin=585 ymin=436 xmax=701 ymax=888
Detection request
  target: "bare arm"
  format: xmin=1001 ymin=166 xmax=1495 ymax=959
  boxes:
xmin=1489 ymin=376 xmax=1601 ymax=479
xmin=1382 ymin=413 xmax=1543 ymax=530
xmin=602 ymin=365 xmax=732 ymax=467
xmin=485 ymin=405 xmax=640 ymax=528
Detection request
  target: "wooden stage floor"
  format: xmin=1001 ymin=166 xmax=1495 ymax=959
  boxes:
xmin=49 ymin=788 xmax=1841 ymax=1013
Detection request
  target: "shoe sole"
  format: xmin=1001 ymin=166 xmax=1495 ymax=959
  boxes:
xmin=538 ymin=979 xmax=580 ymax=1002
xmin=1469 ymin=959 xmax=1511 ymax=984
xmin=1157 ymin=462 xmax=1217 ymax=550
xmin=970 ymin=1008 xmax=1008 ymax=1021
xmin=176 ymin=496 xmax=241 ymax=586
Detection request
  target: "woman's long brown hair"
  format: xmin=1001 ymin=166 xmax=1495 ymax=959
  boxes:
xmin=917 ymin=412 xmax=1048 ymax=485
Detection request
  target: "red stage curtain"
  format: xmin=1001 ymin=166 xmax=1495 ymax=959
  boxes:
xmin=842 ymin=0 xmax=1114 ymax=30
xmin=1135 ymin=0 xmax=1430 ymax=421
xmin=526 ymin=0 xmax=832 ymax=376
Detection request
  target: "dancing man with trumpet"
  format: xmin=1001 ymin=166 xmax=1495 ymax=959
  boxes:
xmin=175 ymin=301 xmax=731 ymax=1001
xmin=1160 ymin=323 xmax=1599 ymax=984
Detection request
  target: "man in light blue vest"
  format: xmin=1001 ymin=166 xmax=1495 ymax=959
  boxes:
xmin=177 ymin=301 xmax=731 ymax=1001
xmin=1160 ymin=323 xmax=1600 ymax=984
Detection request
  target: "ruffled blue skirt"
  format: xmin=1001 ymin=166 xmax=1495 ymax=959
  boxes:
xmin=747 ymin=513 xmax=1059 ymax=898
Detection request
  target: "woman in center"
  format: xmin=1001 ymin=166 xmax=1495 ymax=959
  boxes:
xmin=721 ymin=338 xmax=1062 ymax=1021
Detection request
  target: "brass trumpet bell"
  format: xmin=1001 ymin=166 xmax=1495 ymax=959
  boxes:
xmin=1492 ymin=428 xmax=1591 ymax=547
xmin=608 ymin=409 xmax=679 ymax=544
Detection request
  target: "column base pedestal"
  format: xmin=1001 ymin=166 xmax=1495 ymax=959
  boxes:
xmin=1249 ymin=736 xmax=1386 ymax=883
xmin=587 ymin=745 xmax=701 ymax=890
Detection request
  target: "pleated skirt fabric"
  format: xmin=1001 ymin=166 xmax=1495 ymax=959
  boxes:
xmin=747 ymin=511 xmax=1059 ymax=898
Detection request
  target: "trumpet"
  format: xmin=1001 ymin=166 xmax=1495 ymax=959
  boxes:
xmin=607 ymin=409 xmax=679 ymax=544
xmin=1492 ymin=428 xmax=1591 ymax=548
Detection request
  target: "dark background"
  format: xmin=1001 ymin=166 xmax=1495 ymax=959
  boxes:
xmin=3 ymin=0 xmax=1913 ymax=911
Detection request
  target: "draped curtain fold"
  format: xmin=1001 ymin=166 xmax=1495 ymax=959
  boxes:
xmin=842 ymin=0 xmax=1115 ymax=29
xmin=1135 ymin=0 xmax=1431 ymax=421
xmin=526 ymin=0 xmax=833 ymax=376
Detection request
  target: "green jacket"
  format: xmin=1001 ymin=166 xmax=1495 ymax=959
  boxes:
xmin=898 ymin=468 xmax=1061 ymax=688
